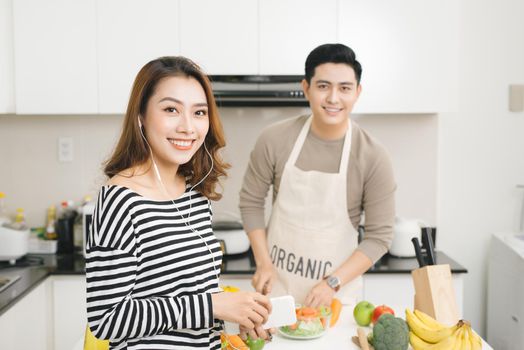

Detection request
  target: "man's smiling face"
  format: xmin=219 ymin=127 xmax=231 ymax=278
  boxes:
xmin=302 ymin=63 xmax=361 ymax=130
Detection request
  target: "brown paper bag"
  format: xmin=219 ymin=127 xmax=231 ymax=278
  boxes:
xmin=411 ymin=264 xmax=459 ymax=326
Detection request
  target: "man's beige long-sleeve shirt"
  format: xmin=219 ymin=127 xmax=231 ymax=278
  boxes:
xmin=239 ymin=115 xmax=396 ymax=263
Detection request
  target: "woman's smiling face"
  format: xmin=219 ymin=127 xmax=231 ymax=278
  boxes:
xmin=142 ymin=75 xmax=209 ymax=168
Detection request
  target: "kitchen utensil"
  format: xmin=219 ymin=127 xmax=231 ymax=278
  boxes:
xmin=421 ymin=227 xmax=436 ymax=265
xmin=411 ymin=264 xmax=459 ymax=326
xmin=390 ymin=217 xmax=427 ymax=257
xmin=0 ymin=225 xmax=29 ymax=262
xmin=411 ymin=237 xmax=426 ymax=268
xmin=263 ymin=295 xmax=297 ymax=329
xmin=224 ymin=295 xmax=297 ymax=334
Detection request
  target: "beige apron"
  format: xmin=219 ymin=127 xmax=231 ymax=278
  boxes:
xmin=267 ymin=115 xmax=362 ymax=305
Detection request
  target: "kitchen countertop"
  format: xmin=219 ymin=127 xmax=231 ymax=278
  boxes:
xmin=0 ymin=250 xmax=467 ymax=317
xmin=223 ymin=249 xmax=468 ymax=275
xmin=264 ymin=305 xmax=492 ymax=350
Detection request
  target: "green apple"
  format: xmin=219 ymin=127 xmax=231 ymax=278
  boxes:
xmin=353 ymin=300 xmax=375 ymax=326
xmin=245 ymin=336 xmax=265 ymax=350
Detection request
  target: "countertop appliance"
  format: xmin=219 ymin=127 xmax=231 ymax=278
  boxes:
xmin=389 ymin=217 xmax=428 ymax=258
xmin=487 ymin=232 xmax=524 ymax=350
xmin=0 ymin=225 xmax=29 ymax=263
xmin=212 ymin=220 xmax=250 ymax=255
xmin=209 ymin=75 xmax=308 ymax=107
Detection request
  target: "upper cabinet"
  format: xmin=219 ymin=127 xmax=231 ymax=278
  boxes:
xmin=259 ymin=0 xmax=337 ymax=75
xmin=13 ymin=0 xmax=98 ymax=114
xmin=97 ymin=0 xmax=180 ymax=114
xmin=0 ymin=0 xmax=15 ymax=114
xmin=7 ymin=0 xmax=456 ymax=114
xmin=338 ymin=0 xmax=456 ymax=114
xmin=179 ymin=0 xmax=258 ymax=75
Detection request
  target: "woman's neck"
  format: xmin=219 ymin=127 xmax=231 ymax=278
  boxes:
xmin=133 ymin=159 xmax=185 ymax=199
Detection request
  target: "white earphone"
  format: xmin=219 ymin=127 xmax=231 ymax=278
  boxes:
xmin=137 ymin=115 xmax=219 ymax=281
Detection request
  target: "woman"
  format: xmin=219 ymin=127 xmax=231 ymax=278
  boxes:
xmin=86 ymin=57 xmax=271 ymax=349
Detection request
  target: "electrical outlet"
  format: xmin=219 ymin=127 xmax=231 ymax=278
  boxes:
xmin=58 ymin=137 xmax=74 ymax=162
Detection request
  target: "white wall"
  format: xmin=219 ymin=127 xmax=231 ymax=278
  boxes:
xmin=0 ymin=111 xmax=437 ymax=229
xmin=438 ymin=0 xmax=524 ymax=335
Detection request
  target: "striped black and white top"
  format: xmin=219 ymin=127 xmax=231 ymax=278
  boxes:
xmin=86 ymin=184 xmax=223 ymax=349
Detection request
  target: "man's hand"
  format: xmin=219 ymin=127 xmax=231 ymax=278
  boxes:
xmin=252 ymin=263 xmax=278 ymax=295
xmin=303 ymin=280 xmax=335 ymax=308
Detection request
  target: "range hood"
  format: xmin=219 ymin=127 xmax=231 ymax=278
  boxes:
xmin=209 ymin=75 xmax=308 ymax=107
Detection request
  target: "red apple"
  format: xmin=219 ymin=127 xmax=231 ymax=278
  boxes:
xmin=371 ymin=305 xmax=395 ymax=324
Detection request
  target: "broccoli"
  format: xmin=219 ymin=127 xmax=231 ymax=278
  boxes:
xmin=368 ymin=313 xmax=409 ymax=350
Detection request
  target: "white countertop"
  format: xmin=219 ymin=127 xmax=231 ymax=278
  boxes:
xmin=73 ymin=305 xmax=493 ymax=349
xmin=264 ymin=305 xmax=493 ymax=350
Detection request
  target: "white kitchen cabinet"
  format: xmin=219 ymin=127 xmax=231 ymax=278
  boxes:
xmin=96 ymin=0 xmax=181 ymax=114
xmin=259 ymin=0 xmax=338 ymax=75
xmin=338 ymin=0 xmax=456 ymax=114
xmin=0 ymin=0 xmax=15 ymax=114
xmin=179 ymin=0 xmax=258 ymax=75
xmin=51 ymin=275 xmax=87 ymax=350
xmin=362 ymin=273 xmax=464 ymax=317
xmin=13 ymin=0 xmax=98 ymax=114
xmin=0 ymin=278 xmax=53 ymax=350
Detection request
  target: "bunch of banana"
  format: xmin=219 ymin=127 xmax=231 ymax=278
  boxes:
xmin=406 ymin=309 xmax=483 ymax=350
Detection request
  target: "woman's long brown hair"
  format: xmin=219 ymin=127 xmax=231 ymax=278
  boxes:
xmin=104 ymin=57 xmax=229 ymax=200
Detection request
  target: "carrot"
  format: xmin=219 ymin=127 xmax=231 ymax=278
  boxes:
xmin=330 ymin=298 xmax=342 ymax=327
xmin=225 ymin=334 xmax=249 ymax=350
xmin=301 ymin=307 xmax=318 ymax=317
xmin=289 ymin=322 xmax=298 ymax=330
xmin=320 ymin=316 xmax=326 ymax=329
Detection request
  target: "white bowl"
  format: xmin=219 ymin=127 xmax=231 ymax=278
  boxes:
xmin=0 ymin=225 xmax=29 ymax=262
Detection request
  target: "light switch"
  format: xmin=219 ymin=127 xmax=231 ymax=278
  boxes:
xmin=509 ymin=84 xmax=524 ymax=112
xmin=58 ymin=137 xmax=74 ymax=162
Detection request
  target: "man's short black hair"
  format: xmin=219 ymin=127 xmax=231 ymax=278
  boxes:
xmin=304 ymin=43 xmax=362 ymax=84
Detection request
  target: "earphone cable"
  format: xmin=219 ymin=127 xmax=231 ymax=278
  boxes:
xmin=139 ymin=125 xmax=220 ymax=283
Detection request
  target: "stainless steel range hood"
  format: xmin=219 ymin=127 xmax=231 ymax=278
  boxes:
xmin=209 ymin=75 xmax=308 ymax=107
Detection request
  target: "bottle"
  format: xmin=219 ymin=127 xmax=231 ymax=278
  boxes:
xmin=12 ymin=208 xmax=27 ymax=230
xmin=46 ymin=205 xmax=58 ymax=240
xmin=0 ymin=192 xmax=9 ymax=226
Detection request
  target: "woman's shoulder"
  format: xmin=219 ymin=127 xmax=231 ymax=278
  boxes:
xmin=104 ymin=167 xmax=153 ymax=195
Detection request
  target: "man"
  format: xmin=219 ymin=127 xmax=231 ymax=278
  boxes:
xmin=239 ymin=43 xmax=396 ymax=307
